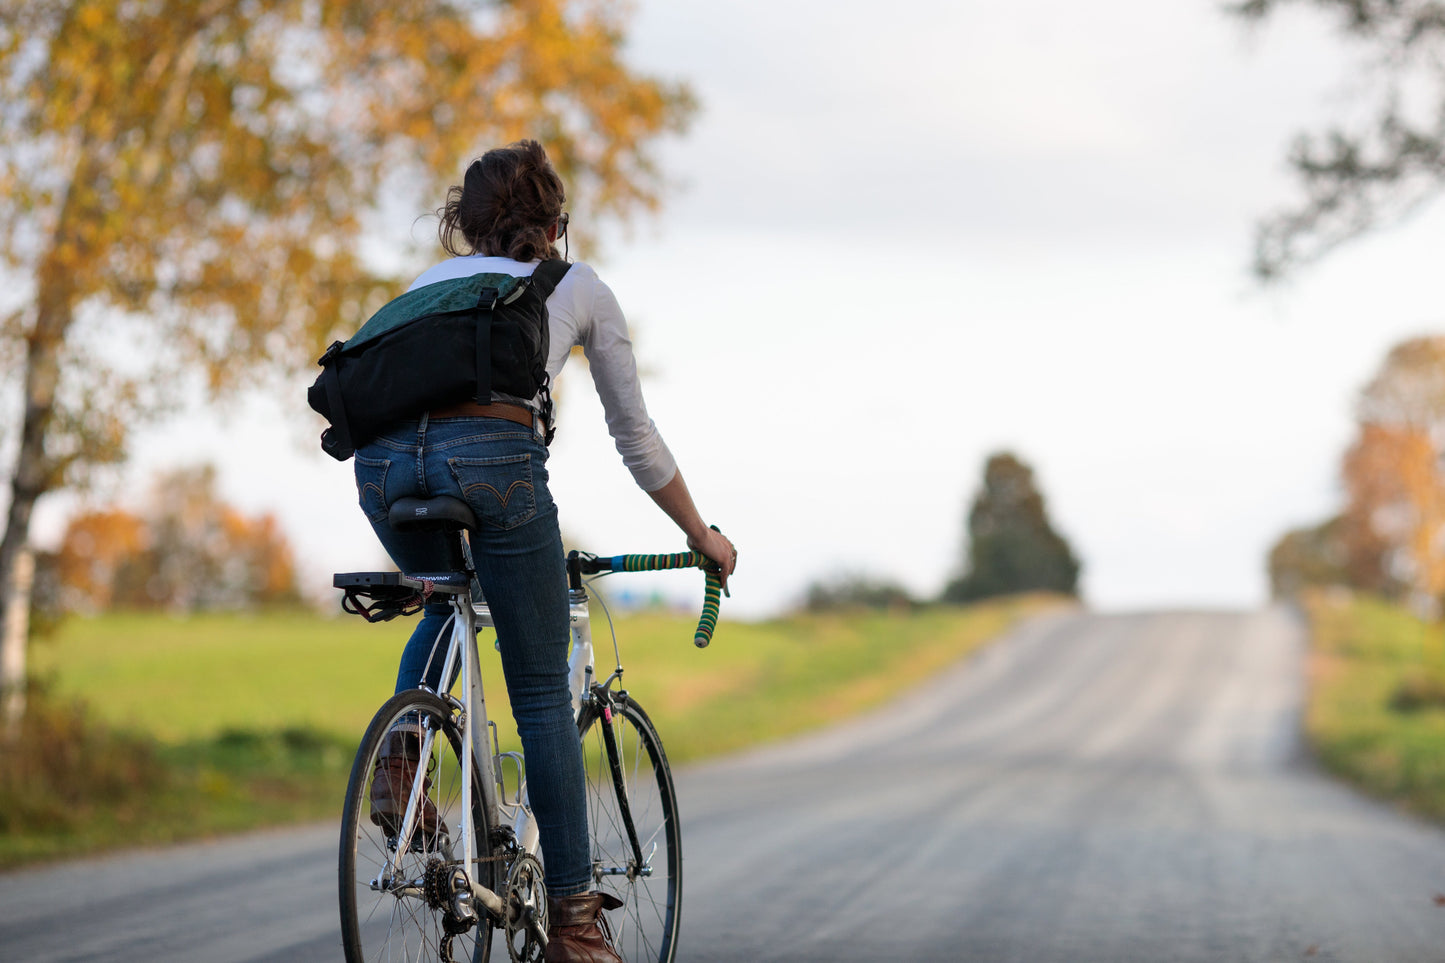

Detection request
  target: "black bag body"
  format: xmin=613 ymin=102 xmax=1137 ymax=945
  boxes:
xmin=308 ymin=260 xmax=572 ymax=461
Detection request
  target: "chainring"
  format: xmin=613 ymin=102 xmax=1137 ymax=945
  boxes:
xmin=504 ymin=853 xmax=549 ymax=963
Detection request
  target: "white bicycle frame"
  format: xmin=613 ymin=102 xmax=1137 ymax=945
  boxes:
xmin=379 ymin=582 xmax=601 ymax=920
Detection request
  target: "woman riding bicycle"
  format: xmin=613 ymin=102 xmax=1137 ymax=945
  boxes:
xmin=350 ymin=139 xmax=735 ymax=963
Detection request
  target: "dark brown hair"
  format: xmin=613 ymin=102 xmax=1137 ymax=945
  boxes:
xmin=437 ymin=140 xmax=566 ymax=261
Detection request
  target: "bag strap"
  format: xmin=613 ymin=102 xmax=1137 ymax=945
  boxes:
xmin=318 ymin=342 xmax=355 ymax=461
xmin=530 ymin=258 xmax=573 ymax=299
xmin=474 ymin=285 xmax=500 ymax=403
xmin=473 ymin=261 xmax=571 ymax=405
xmin=529 ymin=260 xmax=570 ymax=444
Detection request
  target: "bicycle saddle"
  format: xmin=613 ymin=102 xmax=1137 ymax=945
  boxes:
xmin=388 ymin=495 xmax=479 ymax=533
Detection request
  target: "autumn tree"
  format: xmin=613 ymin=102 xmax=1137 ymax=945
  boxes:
xmin=1268 ymin=337 xmax=1445 ymax=611
xmin=1238 ymin=6 xmax=1445 ymax=608
xmin=50 ymin=507 xmax=147 ymax=612
xmin=1266 ymin=505 xmax=1403 ymax=600
xmin=1267 ymin=515 xmax=1351 ymax=598
xmin=1335 ymin=424 xmax=1410 ymax=595
xmin=43 ymin=465 xmax=301 ymax=613
xmin=1232 ymin=0 xmax=1445 ymax=278
xmin=123 ymin=464 xmax=301 ymax=611
xmin=942 ymin=452 xmax=1081 ymax=603
xmin=0 ymin=0 xmax=694 ymax=706
xmin=1342 ymin=338 xmax=1445 ymax=612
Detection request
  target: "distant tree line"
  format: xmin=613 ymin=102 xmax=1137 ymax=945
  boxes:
xmin=803 ymin=451 xmax=1081 ymax=612
xmin=1269 ymin=337 xmax=1445 ymax=616
xmin=33 ymin=465 xmax=300 ymax=619
xmin=802 ymin=573 xmax=918 ymax=613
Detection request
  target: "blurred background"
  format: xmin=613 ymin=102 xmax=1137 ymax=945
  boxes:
xmin=13 ymin=0 xmax=1444 ymax=619
xmin=4 ymin=0 xmax=1445 ymax=862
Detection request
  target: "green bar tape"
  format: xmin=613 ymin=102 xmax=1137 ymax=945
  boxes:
xmin=694 ymin=570 xmax=721 ymax=648
xmin=612 ymin=552 xmax=718 ymax=646
xmin=620 ymin=552 xmax=704 ymax=572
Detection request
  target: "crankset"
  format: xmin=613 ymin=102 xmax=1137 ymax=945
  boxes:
xmin=504 ymin=853 xmax=549 ymax=963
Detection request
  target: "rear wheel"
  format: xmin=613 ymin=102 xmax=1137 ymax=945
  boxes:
xmin=339 ymin=689 xmax=497 ymax=963
xmin=578 ymin=693 xmax=682 ymax=963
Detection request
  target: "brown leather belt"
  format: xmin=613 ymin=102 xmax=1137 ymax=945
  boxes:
xmin=428 ymin=400 xmax=538 ymax=429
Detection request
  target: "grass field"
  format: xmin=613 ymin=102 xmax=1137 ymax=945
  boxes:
xmin=1302 ymin=591 xmax=1445 ymax=823
xmin=4 ymin=594 xmax=1066 ymax=866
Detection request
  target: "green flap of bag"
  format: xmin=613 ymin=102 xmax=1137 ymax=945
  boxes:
xmin=343 ymin=272 xmax=530 ymax=352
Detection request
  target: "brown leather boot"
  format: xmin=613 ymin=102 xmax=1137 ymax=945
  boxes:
xmin=368 ymin=729 xmax=442 ymax=839
xmin=544 ymin=892 xmax=625 ymax=963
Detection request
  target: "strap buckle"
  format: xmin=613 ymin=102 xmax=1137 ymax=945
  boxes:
xmin=538 ymin=385 xmax=557 ymax=446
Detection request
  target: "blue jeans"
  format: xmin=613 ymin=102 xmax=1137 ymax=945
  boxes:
xmin=354 ymin=414 xmax=591 ymax=897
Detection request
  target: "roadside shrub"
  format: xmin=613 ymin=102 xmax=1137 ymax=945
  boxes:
xmin=1303 ymin=590 xmax=1445 ymax=822
xmin=0 ymin=684 xmax=163 ymax=834
xmin=1391 ymin=671 xmax=1445 ymax=712
xmin=802 ymin=573 xmax=917 ymax=612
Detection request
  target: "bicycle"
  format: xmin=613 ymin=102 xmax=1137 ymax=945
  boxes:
xmin=334 ymin=493 xmax=723 ymax=963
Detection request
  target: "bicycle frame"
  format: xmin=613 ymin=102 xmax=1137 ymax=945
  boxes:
xmin=339 ymin=541 xmax=717 ymax=963
xmin=379 ymin=580 xmax=601 ymax=920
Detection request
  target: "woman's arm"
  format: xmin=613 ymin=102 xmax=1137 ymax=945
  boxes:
xmin=646 ymin=470 xmax=737 ymax=588
xmin=573 ymin=271 xmax=679 ymax=491
xmin=565 ymin=269 xmax=735 ymax=583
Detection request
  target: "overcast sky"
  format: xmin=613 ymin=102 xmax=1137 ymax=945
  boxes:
xmin=31 ymin=0 xmax=1445 ymax=619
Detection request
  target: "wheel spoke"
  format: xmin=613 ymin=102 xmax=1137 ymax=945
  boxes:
xmin=340 ymin=691 xmax=494 ymax=963
xmin=580 ymin=697 xmax=680 ymax=963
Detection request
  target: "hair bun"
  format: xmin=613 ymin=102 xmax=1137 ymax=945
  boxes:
xmin=438 ymin=140 xmax=565 ymax=260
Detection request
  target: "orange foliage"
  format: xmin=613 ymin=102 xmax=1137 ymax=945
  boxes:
xmin=1342 ymin=337 xmax=1445 ymax=612
xmin=1341 ymin=425 xmax=1441 ymax=600
xmin=53 ymin=509 xmax=146 ymax=612
xmin=51 ymin=466 xmax=300 ymax=613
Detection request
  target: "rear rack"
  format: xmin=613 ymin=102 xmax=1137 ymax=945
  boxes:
xmin=334 ymin=571 xmax=472 ymax=623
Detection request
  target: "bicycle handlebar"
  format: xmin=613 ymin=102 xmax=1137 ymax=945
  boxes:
xmin=569 ymin=550 xmax=723 ymax=648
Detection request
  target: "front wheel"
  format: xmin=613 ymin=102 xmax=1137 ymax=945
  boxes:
xmin=339 ymin=689 xmax=496 ymax=963
xmin=578 ymin=693 xmax=682 ymax=963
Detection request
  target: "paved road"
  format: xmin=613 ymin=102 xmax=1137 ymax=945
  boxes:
xmin=4 ymin=609 xmax=1445 ymax=961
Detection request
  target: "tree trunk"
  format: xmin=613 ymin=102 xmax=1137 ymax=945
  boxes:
xmin=0 ymin=284 xmax=73 ymax=719
xmin=1 ymin=548 xmax=33 ymax=738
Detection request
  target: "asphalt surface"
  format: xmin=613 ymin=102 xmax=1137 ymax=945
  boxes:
xmin=4 ymin=608 xmax=1445 ymax=961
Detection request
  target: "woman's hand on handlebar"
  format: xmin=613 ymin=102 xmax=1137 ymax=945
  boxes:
xmin=647 ymin=471 xmax=734 ymax=588
xmin=687 ymin=527 xmax=736 ymax=589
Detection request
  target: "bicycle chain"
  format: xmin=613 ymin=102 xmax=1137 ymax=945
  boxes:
xmin=420 ymin=828 xmax=527 ymax=961
xmin=415 ymin=828 xmax=533 ymax=962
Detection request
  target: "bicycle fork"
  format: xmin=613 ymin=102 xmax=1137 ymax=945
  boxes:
xmin=592 ymin=692 xmax=655 ymax=880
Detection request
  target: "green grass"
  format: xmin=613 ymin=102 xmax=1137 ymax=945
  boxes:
xmin=5 ymin=594 xmax=1065 ymax=867
xmin=1302 ymin=591 xmax=1445 ymax=822
xmin=28 ymin=610 xmax=405 ymax=743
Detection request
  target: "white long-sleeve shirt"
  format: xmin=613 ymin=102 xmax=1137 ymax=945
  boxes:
xmin=407 ymin=256 xmax=678 ymax=492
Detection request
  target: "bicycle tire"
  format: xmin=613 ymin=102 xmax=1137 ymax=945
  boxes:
xmin=577 ymin=694 xmax=682 ymax=963
xmin=339 ymin=688 xmax=497 ymax=963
